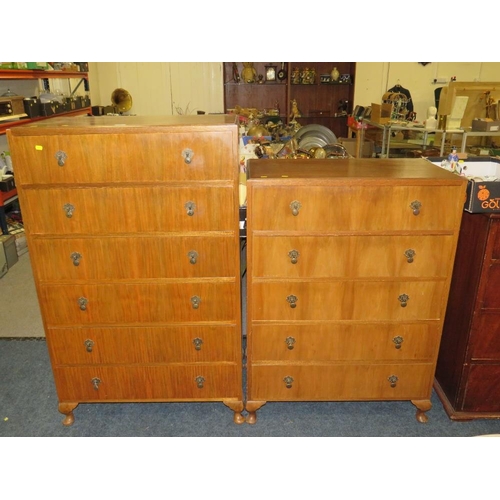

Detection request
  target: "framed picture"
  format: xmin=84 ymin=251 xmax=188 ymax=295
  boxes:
xmin=265 ymin=65 xmax=277 ymax=82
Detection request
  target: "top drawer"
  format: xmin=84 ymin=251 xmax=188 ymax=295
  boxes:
xmin=250 ymin=185 xmax=463 ymax=232
xmin=9 ymin=131 xmax=237 ymax=185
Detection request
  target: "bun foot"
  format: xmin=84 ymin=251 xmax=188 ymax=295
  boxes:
xmin=411 ymin=399 xmax=432 ymax=423
xmin=58 ymin=402 xmax=79 ymax=426
xmin=245 ymin=401 xmax=266 ymax=424
xmin=223 ymin=400 xmax=245 ymax=425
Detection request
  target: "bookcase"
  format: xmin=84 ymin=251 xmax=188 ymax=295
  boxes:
xmin=223 ymin=62 xmax=356 ymax=139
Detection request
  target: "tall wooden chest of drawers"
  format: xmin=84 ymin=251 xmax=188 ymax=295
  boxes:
xmin=435 ymin=212 xmax=500 ymax=419
xmin=245 ymin=158 xmax=467 ymax=424
xmin=7 ymin=115 xmax=244 ymax=425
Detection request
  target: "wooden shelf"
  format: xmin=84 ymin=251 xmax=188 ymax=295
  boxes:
xmin=0 ymin=68 xmax=91 ymax=136
xmin=0 ymin=108 xmax=92 ymax=136
xmin=0 ymin=69 xmax=88 ymax=80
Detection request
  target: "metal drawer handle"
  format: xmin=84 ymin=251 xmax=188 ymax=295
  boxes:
xmin=286 ymin=294 xmax=298 ymax=308
xmin=398 ymin=294 xmax=409 ymax=307
xmin=410 ymin=200 xmax=421 ymax=216
xmin=388 ymin=375 xmax=398 ymax=388
xmin=91 ymin=377 xmax=101 ymax=390
xmin=392 ymin=336 xmax=404 ymax=349
xmin=285 ymin=336 xmax=296 ymax=350
xmin=84 ymin=339 xmax=94 ymax=353
xmin=182 ymin=148 xmax=194 ymax=164
xmin=55 ymin=150 xmax=67 ymax=166
xmin=288 ymin=249 xmax=300 ymax=264
xmin=78 ymin=296 xmax=88 ymax=311
xmin=195 ymin=375 xmax=205 ymax=389
xmin=187 ymin=250 xmax=198 ymax=264
xmin=191 ymin=295 xmax=201 ymax=309
xmin=193 ymin=337 xmax=203 ymax=351
xmin=404 ymin=249 xmax=415 ymax=263
xmin=63 ymin=203 xmax=75 ymax=218
xmin=185 ymin=201 xmax=196 ymax=216
xmin=290 ymin=200 xmax=301 ymax=216
xmin=283 ymin=376 xmax=294 ymax=389
xmin=70 ymin=252 xmax=82 ymax=266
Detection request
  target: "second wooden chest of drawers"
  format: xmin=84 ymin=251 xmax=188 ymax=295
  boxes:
xmin=245 ymin=158 xmax=467 ymax=424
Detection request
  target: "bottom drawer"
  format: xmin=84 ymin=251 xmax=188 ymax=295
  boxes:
xmin=463 ymin=364 xmax=500 ymax=412
xmin=249 ymin=363 xmax=434 ymax=401
xmin=53 ymin=364 xmax=242 ymax=402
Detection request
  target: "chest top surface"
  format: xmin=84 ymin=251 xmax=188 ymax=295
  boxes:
xmin=7 ymin=114 xmax=239 ymax=137
xmin=247 ymin=158 xmax=468 ymax=187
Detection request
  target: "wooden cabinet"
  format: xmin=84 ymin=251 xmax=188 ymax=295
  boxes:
xmin=0 ymin=69 xmax=91 ymax=136
xmin=223 ymin=62 xmax=355 ymax=139
xmin=7 ymin=114 xmax=244 ymax=425
xmin=435 ymin=212 xmax=500 ymax=419
xmin=245 ymin=158 xmax=466 ymax=424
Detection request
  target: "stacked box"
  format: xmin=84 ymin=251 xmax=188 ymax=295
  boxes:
xmin=0 ymin=234 xmax=18 ymax=269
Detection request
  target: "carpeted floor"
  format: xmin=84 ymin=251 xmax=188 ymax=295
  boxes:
xmin=0 ymin=251 xmax=44 ymax=338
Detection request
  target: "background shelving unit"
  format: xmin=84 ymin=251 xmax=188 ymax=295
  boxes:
xmin=0 ymin=69 xmax=91 ymax=136
xmin=223 ymin=62 xmax=356 ymax=139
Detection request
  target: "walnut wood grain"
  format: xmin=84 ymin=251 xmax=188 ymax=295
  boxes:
xmin=8 ymin=116 xmax=243 ymax=425
xmin=246 ymin=158 xmax=467 ymax=423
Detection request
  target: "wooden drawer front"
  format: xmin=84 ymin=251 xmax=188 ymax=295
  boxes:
xmin=468 ymin=313 xmax=500 ymax=360
xmin=31 ymin=235 xmax=238 ymax=281
xmin=19 ymin=185 xmax=235 ymax=235
xmin=249 ymin=363 xmax=433 ymax=401
xmin=47 ymin=325 xmax=239 ymax=365
xmin=250 ymin=323 xmax=440 ymax=362
xmin=53 ymin=364 xmax=241 ymax=402
xmin=251 ymin=281 xmax=445 ymax=321
xmin=11 ymin=131 xmax=236 ymax=185
xmin=252 ymin=235 xmax=455 ymax=279
xmin=462 ymin=364 xmax=500 ymax=412
xmin=250 ymin=185 xmax=461 ymax=232
xmin=40 ymin=282 xmax=238 ymax=325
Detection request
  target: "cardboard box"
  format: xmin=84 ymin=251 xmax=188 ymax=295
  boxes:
xmin=426 ymin=156 xmax=500 ymax=213
xmin=0 ymin=242 xmax=7 ymax=277
xmin=471 ymin=119 xmax=500 ymax=132
xmin=0 ymin=234 xmax=18 ymax=269
xmin=370 ymin=102 xmax=392 ymax=124
xmin=0 ymin=176 xmax=15 ymax=192
xmin=339 ymin=137 xmax=375 ymax=158
xmin=0 ymin=62 xmax=28 ymax=69
xmin=26 ymin=62 xmax=48 ymax=70
xmin=14 ymin=233 xmax=28 ymax=257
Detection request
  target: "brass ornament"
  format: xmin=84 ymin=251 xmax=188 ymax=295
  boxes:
xmin=111 ymin=88 xmax=133 ymax=112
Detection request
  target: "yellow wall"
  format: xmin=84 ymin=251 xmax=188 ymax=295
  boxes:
xmin=89 ymin=62 xmax=224 ymax=116
xmin=89 ymin=62 xmax=500 ymax=127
